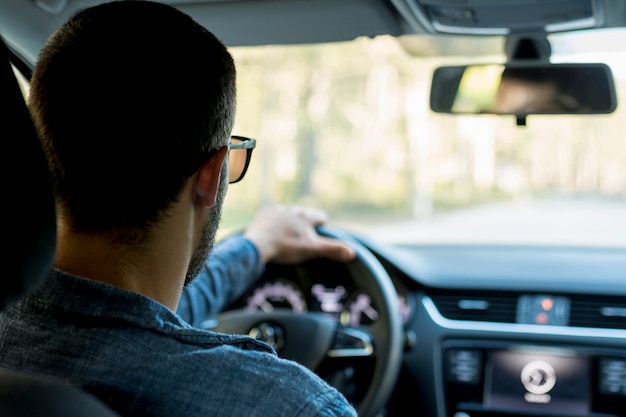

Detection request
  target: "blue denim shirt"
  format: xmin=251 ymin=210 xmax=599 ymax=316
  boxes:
xmin=0 ymin=235 xmax=357 ymax=417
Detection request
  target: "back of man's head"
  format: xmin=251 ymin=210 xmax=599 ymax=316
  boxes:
xmin=30 ymin=0 xmax=236 ymax=238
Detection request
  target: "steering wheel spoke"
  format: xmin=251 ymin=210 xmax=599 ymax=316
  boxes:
xmin=328 ymin=326 xmax=374 ymax=358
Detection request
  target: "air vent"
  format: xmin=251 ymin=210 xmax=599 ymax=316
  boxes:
xmin=430 ymin=291 xmax=518 ymax=323
xmin=570 ymin=294 xmax=626 ymax=330
xmin=431 ymin=291 xmax=626 ymax=330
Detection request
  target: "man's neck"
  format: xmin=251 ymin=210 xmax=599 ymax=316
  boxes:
xmin=54 ymin=228 xmax=190 ymax=311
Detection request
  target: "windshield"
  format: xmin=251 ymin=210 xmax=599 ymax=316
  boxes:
xmin=220 ymin=29 xmax=626 ymax=247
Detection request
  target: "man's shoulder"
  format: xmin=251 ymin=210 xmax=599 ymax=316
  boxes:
xmin=0 ymin=271 xmax=357 ymax=416
xmin=145 ymin=343 xmax=357 ymax=416
xmin=0 ymin=306 xmax=356 ymax=417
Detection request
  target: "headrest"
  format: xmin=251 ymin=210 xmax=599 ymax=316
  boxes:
xmin=0 ymin=38 xmax=56 ymax=309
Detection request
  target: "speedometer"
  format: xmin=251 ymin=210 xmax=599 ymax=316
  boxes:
xmin=340 ymin=291 xmax=411 ymax=326
xmin=340 ymin=291 xmax=379 ymax=326
xmin=244 ymin=279 xmax=307 ymax=313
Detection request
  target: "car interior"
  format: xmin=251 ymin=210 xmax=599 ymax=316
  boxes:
xmin=2 ymin=1 xmax=626 ymax=417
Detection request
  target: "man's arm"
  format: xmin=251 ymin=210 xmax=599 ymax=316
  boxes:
xmin=177 ymin=205 xmax=356 ymax=327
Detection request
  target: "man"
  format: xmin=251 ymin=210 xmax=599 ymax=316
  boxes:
xmin=0 ymin=1 xmax=357 ymax=416
xmin=490 ymin=67 xmax=580 ymax=114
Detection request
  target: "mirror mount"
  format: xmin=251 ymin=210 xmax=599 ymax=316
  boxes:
xmin=506 ymin=36 xmax=552 ymax=126
xmin=505 ymin=35 xmax=552 ymax=63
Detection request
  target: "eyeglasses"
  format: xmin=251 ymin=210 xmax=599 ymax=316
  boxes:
xmin=227 ymin=135 xmax=256 ymax=184
xmin=187 ymin=136 xmax=256 ymax=183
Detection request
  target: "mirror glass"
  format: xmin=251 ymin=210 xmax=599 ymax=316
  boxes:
xmin=430 ymin=63 xmax=617 ymax=115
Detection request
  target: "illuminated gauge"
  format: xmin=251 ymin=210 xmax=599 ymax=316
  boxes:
xmin=340 ymin=292 xmax=411 ymax=326
xmin=398 ymin=295 xmax=411 ymax=323
xmin=340 ymin=291 xmax=379 ymax=326
xmin=244 ymin=279 xmax=307 ymax=313
xmin=311 ymin=284 xmax=346 ymax=319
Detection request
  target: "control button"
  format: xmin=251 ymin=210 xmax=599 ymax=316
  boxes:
xmin=600 ymin=358 xmax=626 ymax=396
xmin=516 ymin=295 xmax=570 ymax=326
xmin=447 ymin=349 xmax=482 ymax=384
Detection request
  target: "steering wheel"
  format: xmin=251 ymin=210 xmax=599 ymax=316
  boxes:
xmin=214 ymin=226 xmax=404 ymax=417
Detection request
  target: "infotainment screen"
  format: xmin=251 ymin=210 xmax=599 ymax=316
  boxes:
xmin=484 ymin=350 xmax=591 ymax=416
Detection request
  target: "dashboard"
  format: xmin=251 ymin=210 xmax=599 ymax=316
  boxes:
xmin=221 ymin=230 xmax=626 ymax=417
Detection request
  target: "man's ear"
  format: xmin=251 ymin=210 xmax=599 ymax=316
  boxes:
xmin=194 ymin=146 xmax=228 ymax=207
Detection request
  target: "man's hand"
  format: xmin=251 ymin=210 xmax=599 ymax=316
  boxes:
xmin=243 ymin=205 xmax=356 ymax=264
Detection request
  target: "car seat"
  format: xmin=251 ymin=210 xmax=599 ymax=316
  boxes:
xmin=0 ymin=36 xmax=119 ymax=417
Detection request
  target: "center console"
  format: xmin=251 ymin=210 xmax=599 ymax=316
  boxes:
xmin=443 ymin=340 xmax=626 ymax=417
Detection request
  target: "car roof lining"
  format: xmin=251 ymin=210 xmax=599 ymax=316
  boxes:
xmin=2 ymin=0 xmax=626 ymax=70
xmin=0 ymin=0 xmax=405 ymax=70
xmin=179 ymin=0 xmax=403 ymax=47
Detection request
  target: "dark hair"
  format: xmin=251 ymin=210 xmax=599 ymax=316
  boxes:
xmin=29 ymin=0 xmax=236 ymax=240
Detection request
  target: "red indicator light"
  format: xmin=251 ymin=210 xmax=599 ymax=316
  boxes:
xmin=535 ymin=312 xmax=549 ymax=324
xmin=541 ymin=298 xmax=554 ymax=311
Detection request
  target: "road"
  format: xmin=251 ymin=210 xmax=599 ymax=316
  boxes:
xmin=353 ymin=198 xmax=626 ymax=247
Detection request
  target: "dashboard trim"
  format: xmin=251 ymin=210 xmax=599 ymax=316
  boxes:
xmin=423 ymin=295 xmax=626 ymax=340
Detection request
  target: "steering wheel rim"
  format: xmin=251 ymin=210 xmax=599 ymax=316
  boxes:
xmin=214 ymin=225 xmax=404 ymax=417
xmin=318 ymin=225 xmax=404 ymax=417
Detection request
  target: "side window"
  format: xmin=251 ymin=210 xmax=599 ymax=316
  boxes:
xmin=11 ymin=64 xmax=29 ymax=99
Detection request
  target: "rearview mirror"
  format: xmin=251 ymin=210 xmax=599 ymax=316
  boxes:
xmin=430 ymin=63 xmax=617 ymax=116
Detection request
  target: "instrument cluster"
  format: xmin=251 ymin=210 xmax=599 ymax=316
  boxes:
xmin=229 ymin=259 xmax=412 ymax=326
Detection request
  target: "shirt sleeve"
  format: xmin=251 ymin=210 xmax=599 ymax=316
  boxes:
xmin=176 ymin=234 xmax=265 ymax=328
